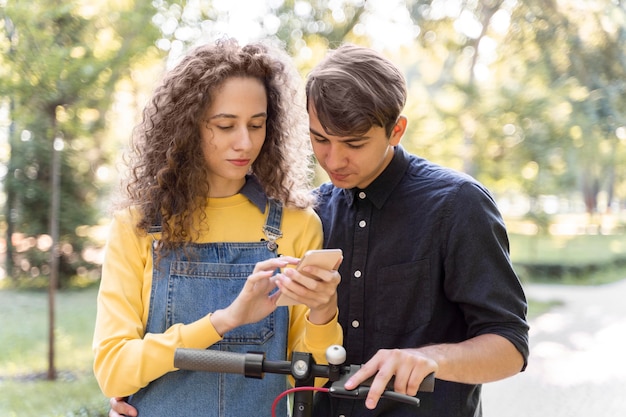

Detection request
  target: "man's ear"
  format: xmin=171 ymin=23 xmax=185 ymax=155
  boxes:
xmin=389 ymin=115 xmax=407 ymax=146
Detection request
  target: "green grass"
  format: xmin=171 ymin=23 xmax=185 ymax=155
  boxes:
xmin=509 ymin=232 xmax=626 ymax=285
xmin=527 ymin=298 xmax=562 ymax=320
xmin=0 ymin=286 xmax=108 ymax=417
xmin=509 ymin=232 xmax=626 ymax=265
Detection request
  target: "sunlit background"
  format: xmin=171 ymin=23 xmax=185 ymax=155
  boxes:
xmin=1 ymin=1 xmax=625 ymax=416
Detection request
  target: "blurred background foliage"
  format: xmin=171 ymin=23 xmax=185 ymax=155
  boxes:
xmin=1 ymin=1 xmax=626 ymax=415
xmin=0 ymin=0 xmax=625 ymax=285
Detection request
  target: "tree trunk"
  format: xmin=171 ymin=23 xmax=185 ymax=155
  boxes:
xmin=47 ymin=131 xmax=62 ymax=381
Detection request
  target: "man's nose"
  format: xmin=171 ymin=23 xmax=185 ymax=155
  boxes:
xmin=324 ymin=145 xmax=346 ymax=170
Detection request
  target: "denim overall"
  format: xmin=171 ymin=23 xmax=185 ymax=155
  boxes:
xmin=128 ymin=199 xmax=290 ymax=417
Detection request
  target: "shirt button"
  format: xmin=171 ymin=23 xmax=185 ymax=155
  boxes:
xmin=359 ymin=220 xmax=366 ymax=227
xmin=354 ymin=270 xmax=361 ymax=278
xmin=351 ymin=320 xmax=360 ymax=328
xmin=358 ymin=191 xmax=366 ymax=199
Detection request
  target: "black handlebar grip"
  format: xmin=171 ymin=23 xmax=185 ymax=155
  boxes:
xmin=174 ymin=349 xmax=247 ymax=374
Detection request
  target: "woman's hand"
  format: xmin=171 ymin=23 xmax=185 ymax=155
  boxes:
xmin=210 ymin=257 xmax=298 ymax=335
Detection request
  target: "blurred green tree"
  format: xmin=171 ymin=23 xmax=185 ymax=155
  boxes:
xmin=0 ymin=0 xmax=161 ymax=287
xmin=401 ymin=0 xmax=626 ymax=223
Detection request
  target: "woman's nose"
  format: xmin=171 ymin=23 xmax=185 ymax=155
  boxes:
xmin=233 ymin=126 xmax=253 ymax=149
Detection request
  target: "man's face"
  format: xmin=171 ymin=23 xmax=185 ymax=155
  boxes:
xmin=308 ymin=104 xmax=405 ymax=189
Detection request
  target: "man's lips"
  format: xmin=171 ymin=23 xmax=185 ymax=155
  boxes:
xmin=329 ymin=172 xmax=350 ymax=182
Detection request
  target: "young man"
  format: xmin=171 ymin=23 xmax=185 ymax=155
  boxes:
xmin=306 ymin=44 xmax=528 ymax=416
xmin=109 ymin=44 xmax=529 ymax=417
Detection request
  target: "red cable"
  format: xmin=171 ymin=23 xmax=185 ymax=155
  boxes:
xmin=271 ymin=386 xmax=330 ymax=417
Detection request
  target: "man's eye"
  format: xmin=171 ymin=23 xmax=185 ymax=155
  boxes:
xmin=346 ymin=143 xmax=364 ymax=149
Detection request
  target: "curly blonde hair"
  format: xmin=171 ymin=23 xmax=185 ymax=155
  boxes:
xmin=122 ymin=38 xmax=314 ymax=250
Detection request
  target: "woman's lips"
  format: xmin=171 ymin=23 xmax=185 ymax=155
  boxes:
xmin=228 ymin=159 xmax=250 ymax=167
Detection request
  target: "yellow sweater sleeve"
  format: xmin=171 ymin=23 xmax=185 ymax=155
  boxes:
xmin=92 ymin=211 xmax=224 ymax=397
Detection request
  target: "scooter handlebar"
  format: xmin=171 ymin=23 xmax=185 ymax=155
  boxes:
xmin=175 ymin=348 xmax=263 ymax=375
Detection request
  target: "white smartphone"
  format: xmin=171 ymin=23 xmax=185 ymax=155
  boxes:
xmin=276 ymin=249 xmax=343 ymax=306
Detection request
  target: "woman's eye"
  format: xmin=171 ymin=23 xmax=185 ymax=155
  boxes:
xmin=217 ymin=126 xmax=234 ymax=130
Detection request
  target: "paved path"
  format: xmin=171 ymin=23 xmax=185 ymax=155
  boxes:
xmin=482 ymin=279 xmax=626 ymax=416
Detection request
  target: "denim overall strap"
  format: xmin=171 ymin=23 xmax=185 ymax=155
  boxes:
xmin=263 ymin=198 xmax=283 ymax=251
xmin=129 ymin=200 xmax=290 ymax=417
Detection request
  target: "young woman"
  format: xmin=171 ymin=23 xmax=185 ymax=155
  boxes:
xmin=92 ymin=38 xmax=342 ymax=417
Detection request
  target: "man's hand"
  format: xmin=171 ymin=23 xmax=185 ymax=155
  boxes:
xmin=109 ymin=397 xmax=137 ymax=417
xmin=343 ymin=348 xmax=438 ymax=410
xmin=344 ymin=334 xmax=525 ymax=410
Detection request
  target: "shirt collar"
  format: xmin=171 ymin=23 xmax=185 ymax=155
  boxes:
xmin=240 ymin=175 xmax=269 ymax=213
xmin=343 ymin=145 xmax=410 ymax=209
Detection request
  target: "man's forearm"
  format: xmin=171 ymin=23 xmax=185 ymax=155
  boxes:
xmin=416 ymin=333 xmax=524 ymax=384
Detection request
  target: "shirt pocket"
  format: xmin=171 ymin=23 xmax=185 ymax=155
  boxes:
xmin=374 ymin=259 xmax=432 ymax=335
xmin=166 ymin=261 xmax=275 ymax=345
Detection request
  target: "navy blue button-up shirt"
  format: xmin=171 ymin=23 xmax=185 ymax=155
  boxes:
xmin=313 ymin=146 xmax=529 ymax=417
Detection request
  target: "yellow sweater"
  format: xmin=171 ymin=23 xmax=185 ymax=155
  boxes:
xmin=93 ymin=193 xmax=342 ymax=397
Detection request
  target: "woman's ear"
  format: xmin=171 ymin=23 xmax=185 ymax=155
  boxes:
xmin=389 ymin=115 xmax=407 ymax=146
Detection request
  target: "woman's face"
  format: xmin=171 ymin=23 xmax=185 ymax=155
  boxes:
xmin=201 ymin=76 xmax=267 ymax=197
